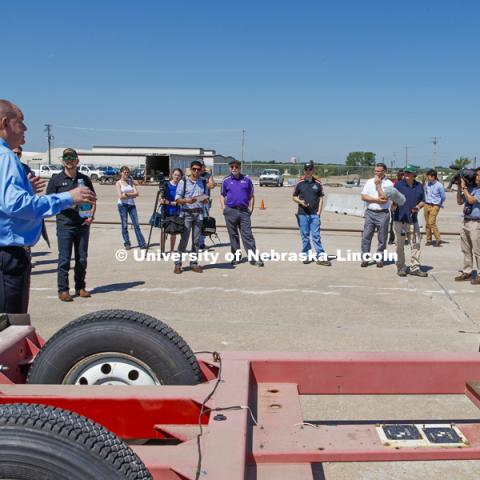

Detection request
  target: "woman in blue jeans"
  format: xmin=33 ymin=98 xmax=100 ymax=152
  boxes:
xmin=116 ymin=166 xmax=146 ymax=249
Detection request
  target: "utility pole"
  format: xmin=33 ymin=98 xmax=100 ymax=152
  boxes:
xmin=240 ymin=129 xmax=245 ymax=165
xmin=404 ymin=145 xmax=410 ymax=167
xmin=431 ymin=136 xmax=440 ymax=169
xmin=473 ymin=156 xmax=477 ymax=169
xmin=45 ymin=124 xmax=54 ymax=166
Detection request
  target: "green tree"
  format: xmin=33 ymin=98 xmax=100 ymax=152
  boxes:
xmin=346 ymin=151 xmax=376 ymax=166
xmin=451 ymin=156 xmax=471 ymax=169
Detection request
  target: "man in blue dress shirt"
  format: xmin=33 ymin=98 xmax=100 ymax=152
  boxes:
xmin=424 ymin=169 xmax=446 ymax=247
xmin=0 ymin=99 xmax=95 ymax=313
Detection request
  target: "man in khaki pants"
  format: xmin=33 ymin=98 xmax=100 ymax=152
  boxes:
xmin=455 ymin=169 xmax=480 ymax=285
xmin=424 ymin=169 xmax=446 ymax=247
xmin=392 ymin=165 xmax=427 ymax=277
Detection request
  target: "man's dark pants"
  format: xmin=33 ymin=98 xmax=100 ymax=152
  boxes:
xmin=0 ymin=247 xmax=31 ymax=313
xmin=57 ymin=224 xmax=90 ymax=293
xmin=223 ymin=206 xmax=257 ymax=255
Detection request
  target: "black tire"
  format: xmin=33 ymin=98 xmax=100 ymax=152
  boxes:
xmin=90 ymin=174 xmax=98 ymax=182
xmin=107 ymin=176 xmax=115 ymax=185
xmin=0 ymin=403 xmax=152 ymax=480
xmin=27 ymin=309 xmax=201 ymax=386
xmin=100 ymin=176 xmax=107 ymax=185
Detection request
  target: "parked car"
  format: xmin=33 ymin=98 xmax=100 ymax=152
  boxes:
xmin=259 ymin=169 xmax=284 ymax=187
xmin=31 ymin=164 xmax=62 ymax=178
xmin=131 ymin=167 xmax=145 ymax=182
xmin=99 ymin=166 xmax=120 ymax=177
xmin=78 ymin=164 xmax=104 ymax=182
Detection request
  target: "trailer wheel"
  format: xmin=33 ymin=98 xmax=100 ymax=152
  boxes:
xmin=27 ymin=309 xmax=201 ymax=386
xmin=107 ymin=176 xmax=115 ymax=185
xmin=0 ymin=403 xmax=152 ymax=480
xmin=90 ymin=174 xmax=98 ymax=182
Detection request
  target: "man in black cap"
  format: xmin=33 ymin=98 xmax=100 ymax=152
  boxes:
xmin=47 ymin=148 xmax=96 ymax=301
xmin=292 ymin=162 xmax=331 ymax=266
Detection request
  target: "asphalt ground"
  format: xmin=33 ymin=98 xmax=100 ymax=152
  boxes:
xmin=30 ymin=183 xmax=479 ymax=479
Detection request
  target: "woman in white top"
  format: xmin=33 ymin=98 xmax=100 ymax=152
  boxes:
xmin=116 ymin=166 xmax=146 ymax=249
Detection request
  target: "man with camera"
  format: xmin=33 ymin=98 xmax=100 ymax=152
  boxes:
xmin=424 ymin=169 xmax=446 ymax=247
xmin=455 ymin=168 xmax=480 ymax=285
xmin=174 ymin=160 xmax=209 ymax=274
xmin=360 ymin=162 xmax=393 ymax=268
xmin=392 ymin=164 xmax=427 ymax=277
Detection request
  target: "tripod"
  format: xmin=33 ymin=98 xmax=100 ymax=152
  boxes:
xmin=146 ymin=187 xmax=167 ymax=254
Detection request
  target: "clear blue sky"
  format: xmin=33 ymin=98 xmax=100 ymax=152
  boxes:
xmin=4 ymin=0 xmax=479 ymax=167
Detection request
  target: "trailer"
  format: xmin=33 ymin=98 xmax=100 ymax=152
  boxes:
xmin=1 ymin=310 xmax=480 ymax=479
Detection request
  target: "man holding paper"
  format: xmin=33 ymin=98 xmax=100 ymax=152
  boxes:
xmin=174 ymin=160 xmax=209 ymax=274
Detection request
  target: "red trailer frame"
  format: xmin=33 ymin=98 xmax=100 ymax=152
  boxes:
xmin=2 ymin=325 xmax=480 ymax=479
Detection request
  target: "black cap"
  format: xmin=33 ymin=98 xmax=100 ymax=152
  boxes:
xmin=304 ymin=161 xmax=314 ymax=170
xmin=62 ymin=148 xmax=78 ymax=159
xmin=228 ymin=159 xmax=241 ymax=166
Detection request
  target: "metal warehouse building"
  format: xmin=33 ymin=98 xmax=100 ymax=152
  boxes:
xmin=26 ymin=146 xmax=237 ymax=179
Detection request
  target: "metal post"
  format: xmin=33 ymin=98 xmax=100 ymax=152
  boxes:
xmin=45 ymin=124 xmax=53 ymax=166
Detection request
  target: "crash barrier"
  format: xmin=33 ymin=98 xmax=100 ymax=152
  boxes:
xmin=325 ymin=193 xmax=425 ymax=230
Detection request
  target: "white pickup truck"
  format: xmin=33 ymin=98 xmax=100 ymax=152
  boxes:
xmin=78 ymin=164 xmax=103 ymax=182
xmin=31 ymin=164 xmax=62 ymax=178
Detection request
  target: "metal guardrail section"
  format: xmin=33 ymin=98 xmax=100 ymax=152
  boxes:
xmin=2 ymin=348 xmax=480 ymax=478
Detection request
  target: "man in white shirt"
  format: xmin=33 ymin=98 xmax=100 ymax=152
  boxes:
xmin=360 ymin=163 xmax=393 ymax=268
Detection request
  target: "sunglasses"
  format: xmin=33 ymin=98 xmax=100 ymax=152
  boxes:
xmin=304 ymin=167 xmax=314 ymax=171
xmin=191 ymin=167 xmax=202 ymax=171
xmin=63 ymin=155 xmax=78 ymax=161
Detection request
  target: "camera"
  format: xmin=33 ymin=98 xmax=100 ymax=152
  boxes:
xmin=156 ymin=172 xmax=168 ymax=197
xmin=448 ymin=168 xmax=477 ymax=189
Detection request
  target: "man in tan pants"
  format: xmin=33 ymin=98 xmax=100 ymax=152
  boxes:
xmin=424 ymin=169 xmax=446 ymax=247
xmin=455 ymin=169 xmax=480 ymax=285
xmin=392 ymin=165 xmax=427 ymax=277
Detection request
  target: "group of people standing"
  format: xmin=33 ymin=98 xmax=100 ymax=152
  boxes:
xmin=360 ymin=162 xmax=480 ymax=283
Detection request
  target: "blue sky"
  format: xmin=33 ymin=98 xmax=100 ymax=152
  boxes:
xmin=4 ymin=0 xmax=479 ymax=167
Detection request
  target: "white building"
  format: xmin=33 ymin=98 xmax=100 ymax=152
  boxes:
xmin=25 ymin=145 xmax=237 ymax=178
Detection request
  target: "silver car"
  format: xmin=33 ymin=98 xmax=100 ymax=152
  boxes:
xmin=259 ymin=169 xmax=284 ymax=187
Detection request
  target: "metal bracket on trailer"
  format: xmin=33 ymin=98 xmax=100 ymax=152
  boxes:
xmin=2 ymin=331 xmax=480 ymax=478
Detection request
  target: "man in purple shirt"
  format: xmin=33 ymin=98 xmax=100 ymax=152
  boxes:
xmin=220 ymin=159 xmax=263 ymax=267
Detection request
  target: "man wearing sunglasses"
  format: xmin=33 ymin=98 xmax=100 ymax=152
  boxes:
xmin=47 ymin=148 xmax=96 ymax=301
xmin=174 ymin=160 xmax=210 ymax=273
xmin=293 ymin=162 xmax=331 ymax=266
xmin=221 ymin=159 xmax=263 ymax=267
xmin=0 ymin=100 xmax=95 ymax=313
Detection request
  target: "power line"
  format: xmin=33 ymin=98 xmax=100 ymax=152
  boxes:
xmin=54 ymin=125 xmax=242 ymax=134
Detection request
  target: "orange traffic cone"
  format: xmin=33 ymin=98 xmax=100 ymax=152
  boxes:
xmin=260 ymin=199 xmax=266 ymax=210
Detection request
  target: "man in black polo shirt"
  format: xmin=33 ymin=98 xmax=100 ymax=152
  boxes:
xmin=292 ymin=162 xmax=331 ymax=266
xmin=392 ymin=164 xmax=426 ymax=277
xmin=47 ymin=148 xmax=96 ymax=301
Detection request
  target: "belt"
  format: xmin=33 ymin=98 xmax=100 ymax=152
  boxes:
xmin=464 ymin=218 xmax=480 ymax=222
xmin=425 ymin=203 xmax=440 ymax=206
xmin=184 ymin=208 xmax=202 ymax=214
xmin=367 ymin=209 xmax=389 ymax=213
xmin=228 ymin=206 xmax=249 ymax=211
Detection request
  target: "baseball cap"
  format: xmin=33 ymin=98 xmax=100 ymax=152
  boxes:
xmin=304 ymin=161 xmax=314 ymax=170
xmin=228 ymin=159 xmax=241 ymax=166
xmin=62 ymin=148 xmax=78 ymax=160
xmin=404 ymin=164 xmax=418 ymax=174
